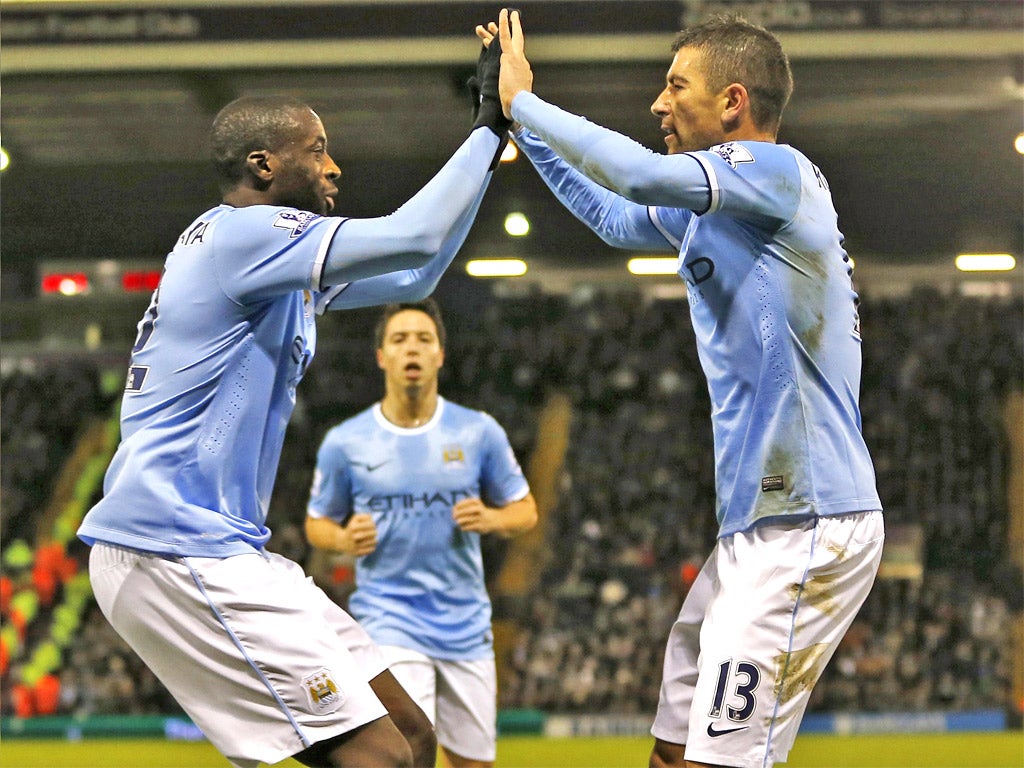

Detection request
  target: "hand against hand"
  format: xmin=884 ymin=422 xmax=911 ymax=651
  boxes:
xmin=476 ymin=8 xmax=533 ymax=120
xmin=469 ymin=18 xmax=511 ymax=135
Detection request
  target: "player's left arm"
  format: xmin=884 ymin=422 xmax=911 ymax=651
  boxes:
xmin=316 ymin=175 xmax=488 ymax=311
xmin=453 ymin=493 xmax=538 ymax=538
xmin=454 ymin=413 xmax=537 ymax=537
xmin=493 ymin=9 xmax=711 ymax=214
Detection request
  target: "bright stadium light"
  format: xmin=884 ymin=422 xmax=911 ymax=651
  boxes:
xmin=0 ymin=145 xmax=9 ymax=173
xmin=500 ymin=141 xmax=519 ymax=163
xmin=465 ymin=259 xmax=528 ymax=278
xmin=627 ymin=256 xmax=678 ymax=275
xmin=504 ymin=212 xmax=530 ymax=237
xmin=955 ymin=253 xmax=1016 ymax=272
xmin=1015 ymin=132 xmax=1024 ymax=156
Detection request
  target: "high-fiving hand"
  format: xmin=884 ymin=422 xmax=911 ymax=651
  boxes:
xmin=469 ymin=23 xmax=511 ymax=137
xmin=475 ymin=8 xmax=533 ymax=120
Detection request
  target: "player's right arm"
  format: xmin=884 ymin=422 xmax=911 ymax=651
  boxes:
xmin=514 ymin=127 xmax=684 ymax=252
xmin=305 ymin=513 xmax=378 ymax=557
xmin=305 ymin=431 xmax=378 ymax=557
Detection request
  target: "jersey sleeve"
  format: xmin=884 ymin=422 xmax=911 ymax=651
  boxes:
xmin=686 ymin=142 xmax=802 ymax=229
xmin=514 ymin=127 xmax=684 ymax=252
xmin=511 ymin=92 xmax=799 ymax=229
xmin=307 ymin=430 xmax=354 ymax=521
xmin=315 ymin=127 xmax=500 ymax=312
xmin=212 ymin=207 xmax=345 ymax=304
xmin=478 ymin=414 xmax=531 ymax=508
xmin=316 ymin=158 xmax=490 ymax=312
xmin=511 ymin=92 xmax=713 ymax=210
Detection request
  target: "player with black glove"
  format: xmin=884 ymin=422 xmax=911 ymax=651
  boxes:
xmin=469 ymin=15 xmax=513 ymax=166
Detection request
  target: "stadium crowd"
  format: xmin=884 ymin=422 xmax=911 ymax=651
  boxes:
xmin=1 ymin=286 xmax=1020 ymax=720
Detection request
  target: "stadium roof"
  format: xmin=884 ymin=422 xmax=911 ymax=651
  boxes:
xmin=2 ymin=0 xmax=1021 ymax=298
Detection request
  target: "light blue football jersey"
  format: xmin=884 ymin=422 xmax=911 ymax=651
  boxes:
xmin=307 ymin=398 xmax=530 ymax=660
xmin=512 ymin=93 xmax=881 ymax=537
xmin=78 ymin=205 xmax=333 ymax=556
xmin=78 ymin=128 xmax=500 ymax=558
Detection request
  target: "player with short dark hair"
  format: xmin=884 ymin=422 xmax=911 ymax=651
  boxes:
xmin=306 ymin=298 xmax=537 ymax=768
xmin=373 ymin=299 xmax=448 ymax=351
xmin=78 ymin=32 xmax=510 ymax=768
xmin=480 ymin=10 xmax=884 ymax=768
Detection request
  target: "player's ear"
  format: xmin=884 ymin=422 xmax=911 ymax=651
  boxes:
xmin=438 ymin=348 xmax=445 ymax=369
xmin=721 ymin=83 xmax=748 ymax=130
xmin=245 ymin=149 xmax=274 ymax=184
xmin=376 ymin=348 xmax=386 ymax=370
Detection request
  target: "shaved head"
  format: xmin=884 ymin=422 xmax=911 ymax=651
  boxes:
xmin=210 ymin=95 xmax=313 ymax=186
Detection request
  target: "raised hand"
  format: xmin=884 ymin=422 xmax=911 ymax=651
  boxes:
xmin=469 ymin=19 xmax=511 ymax=136
xmin=497 ymin=8 xmax=533 ymax=119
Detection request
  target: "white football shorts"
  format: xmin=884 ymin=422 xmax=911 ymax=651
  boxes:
xmin=381 ymin=644 xmax=497 ymax=762
xmin=652 ymin=510 xmax=884 ymax=768
xmin=89 ymin=542 xmax=389 ymax=768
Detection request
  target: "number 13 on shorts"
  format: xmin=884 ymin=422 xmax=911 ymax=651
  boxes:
xmin=707 ymin=659 xmax=760 ymax=734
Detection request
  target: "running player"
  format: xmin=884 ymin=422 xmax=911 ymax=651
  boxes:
xmin=481 ymin=11 xmax=884 ymax=768
xmin=306 ymin=298 xmax=537 ymax=768
xmin=78 ymin=33 xmax=511 ymax=768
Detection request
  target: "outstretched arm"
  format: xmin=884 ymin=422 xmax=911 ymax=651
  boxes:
xmin=515 ymin=127 xmax=682 ymax=252
xmin=495 ymin=9 xmax=712 ymax=212
xmin=317 ymin=30 xmax=511 ymax=308
xmin=317 ymin=148 xmax=491 ymax=311
xmin=317 ymin=127 xmax=499 ymax=311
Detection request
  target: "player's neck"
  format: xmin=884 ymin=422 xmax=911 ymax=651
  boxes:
xmin=380 ymin=388 xmax=438 ymax=429
xmin=222 ymin=186 xmax=272 ymax=208
xmin=723 ymin=120 xmax=776 ymax=145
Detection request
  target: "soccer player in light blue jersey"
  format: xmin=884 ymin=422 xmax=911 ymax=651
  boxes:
xmin=306 ymin=299 xmax=537 ymax=768
xmin=480 ymin=11 xmax=884 ymax=768
xmin=79 ymin=33 xmax=512 ymax=768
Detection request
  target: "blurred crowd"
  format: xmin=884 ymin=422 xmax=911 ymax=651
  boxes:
xmin=1 ymin=362 xmax=108 ymax=545
xmin=1 ymin=286 xmax=1021 ymax=719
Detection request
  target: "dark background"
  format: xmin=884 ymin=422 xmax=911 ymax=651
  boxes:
xmin=2 ymin=0 xmax=1022 ymax=300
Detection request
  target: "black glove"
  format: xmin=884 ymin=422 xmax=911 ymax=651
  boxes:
xmin=468 ymin=37 xmax=512 ymax=138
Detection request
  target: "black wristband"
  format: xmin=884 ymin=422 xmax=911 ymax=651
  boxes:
xmin=473 ymin=97 xmax=512 ymax=138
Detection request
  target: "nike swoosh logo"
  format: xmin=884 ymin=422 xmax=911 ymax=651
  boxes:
xmin=356 ymin=461 xmax=390 ymax=472
xmin=706 ymin=723 xmax=749 ymax=738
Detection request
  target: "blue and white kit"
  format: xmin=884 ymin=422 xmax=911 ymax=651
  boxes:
xmin=78 ymin=126 xmax=503 ymax=767
xmin=79 ymin=128 xmax=501 ymax=557
xmin=511 ymin=92 xmax=881 ymax=537
xmin=509 ymin=91 xmax=883 ymax=768
xmin=307 ymin=397 xmax=530 ymax=660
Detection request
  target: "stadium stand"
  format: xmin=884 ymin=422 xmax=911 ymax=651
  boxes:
xmin=1 ymin=289 xmax=1021 ymax=723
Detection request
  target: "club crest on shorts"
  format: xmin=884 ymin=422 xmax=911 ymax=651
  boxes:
xmin=302 ymin=668 xmax=342 ymax=713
